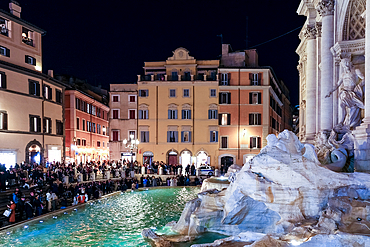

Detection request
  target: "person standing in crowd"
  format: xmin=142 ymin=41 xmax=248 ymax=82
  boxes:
xmin=25 ymin=198 xmax=33 ymax=219
xmin=34 ymin=194 xmax=43 ymax=216
xmin=7 ymin=200 xmax=16 ymax=224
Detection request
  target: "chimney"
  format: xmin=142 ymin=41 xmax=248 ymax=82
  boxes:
xmin=245 ymin=49 xmax=259 ymax=67
xmin=48 ymin=70 xmax=54 ymax=78
xmin=9 ymin=1 xmax=21 ymax=18
xmin=222 ymin=44 xmax=232 ymax=56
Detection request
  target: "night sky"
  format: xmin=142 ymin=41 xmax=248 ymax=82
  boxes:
xmin=0 ymin=0 xmax=306 ymax=105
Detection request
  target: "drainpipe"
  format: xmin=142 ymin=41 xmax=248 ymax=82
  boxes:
xmin=41 ymin=79 xmax=45 ymax=166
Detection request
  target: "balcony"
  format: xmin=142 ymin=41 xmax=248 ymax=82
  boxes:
xmin=0 ymin=26 xmax=8 ymax=37
xmin=22 ymin=36 xmax=34 ymax=46
xmin=138 ymin=74 xmax=218 ymax=82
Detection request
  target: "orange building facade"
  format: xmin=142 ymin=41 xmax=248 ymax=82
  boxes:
xmin=218 ymin=45 xmax=292 ymax=168
xmin=65 ymin=90 xmax=109 ymax=164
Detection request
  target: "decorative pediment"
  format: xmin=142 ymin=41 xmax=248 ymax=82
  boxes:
xmin=168 ymin=47 xmax=194 ymax=61
xmin=182 ymin=103 xmax=191 ymax=109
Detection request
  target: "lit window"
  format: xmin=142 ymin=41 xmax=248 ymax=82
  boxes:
xmin=0 ymin=46 xmax=9 ymax=57
xmin=0 ymin=18 xmax=9 ymax=37
xmin=219 ymin=113 xmax=230 ymax=125
xmin=29 ymin=115 xmax=41 ymax=132
xmin=210 ymin=131 xmax=218 ymax=142
xmin=22 ymin=27 xmax=33 ymax=46
xmin=181 ymin=131 xmax=191 ymax=142
xmin=250 ymin=92 xmax=261 ymax=104
xmin=43 ymin=117 xmax=51 ymax=133
xmin=249 ymin=113 xmax=261 ymax=125
xmin=250 ymin=137 xmax=261 ymax=148
xmin=25 ymin=55 xmax=36 ymax=65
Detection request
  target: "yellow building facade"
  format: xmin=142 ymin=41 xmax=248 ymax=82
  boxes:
xmin=137 ymin=48 xmax=219 ymax=169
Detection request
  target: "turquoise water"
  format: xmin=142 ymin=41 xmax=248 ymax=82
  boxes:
xmin=0 ymin=187 xmax=226 ymax=246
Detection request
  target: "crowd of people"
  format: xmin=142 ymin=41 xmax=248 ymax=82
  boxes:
xmin=0 ymin=159 xmax=207 ymax=227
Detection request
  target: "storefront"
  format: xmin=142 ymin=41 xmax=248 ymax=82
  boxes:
xmin=0 ymin=150 xmax=17 ymax=169
xmin=196 ymin=151 xmax=209 ymax=167
xmin=121 ymin=152 xmax=136 ymax=162
xmin=142 ymin=151 xmax=153 ymax=164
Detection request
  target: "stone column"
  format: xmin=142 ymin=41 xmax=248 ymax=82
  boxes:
xmin=353 ymin=1 xmax=370 ymax=172
xmin=304 ymin=25 xmax=317 ymax=141
xmin=317 ymin=0 xmax=335 ymax=131
xmin=316 ymin=22 xmax=322 ymax=131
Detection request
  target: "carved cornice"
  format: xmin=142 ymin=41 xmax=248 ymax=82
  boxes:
xmin=316 ymin=22 xmax=322 ymax=37
xmin=303 ymin=25 xmax=317 ymax=40
xmin=316 ymin=0 xmax=335 ymax=17
xmin=331 ymin=39 xmax=365 ymax=58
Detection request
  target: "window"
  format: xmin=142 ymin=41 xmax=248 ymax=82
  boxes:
xmin=103 ymin=142 xmax=105 ymax=147
xmin=129 ymin=95 xmax=136 ymax=102
xmin=25 ymin=55 xmax=36 ymax=65
xmin=82 ymin=139 xmax=86 ymax=146
xmin=210 ymin=89 xmax=216 ymax=97
xmin=92 ymin=106 xmax=96 ymax=116
xmin=86 ymin=103 xmax=91 ymax=114
xmin=181 ymin=131 xmax=191 ymax=142
xmin=56 ymin=120 xmax=63 ymax=135
xmin=250 ymin=136 xmax=261 ymax=149
xmin=112 ymin=95 xmax=119 ymax=102
xmin=167 ymin=131 xmax=178 ymax=142
xmin=112 ymin=130 xmax=119 ymax=141
xmin=0 ymin=46 xmax=10 ymax=57
xmin=0 ymin=18 xmax=9 ymax=37
xmin=208 ymin=109 xmax=218 ymax=119
xmin=128 ymin=109 xmax=135 ymax=119
xmin=29 ymin=115 xmax=41 ymax=132
xmin=183 ymin=89 xmax=189 ymax=97
xmin=219 ymin=92 xmax=231 ymax=104
xmin=249 ymin=113 xmax=261 ymax=125
xmin=182 ymin=109 xmax=191 ymax=119
xmin=0 ymin=111 xmax=8 ymax=130
xmin=103 ymin=125 xmax=106 ymax=135
xmin=29 ymin=80 xmax=40 ymax=96
xmin=210 ymin=131 xmax=218 ymax=142
xmin=249 ymin=73 xmax=261 ymax=85
xmin=76 ymin=139 xmax=81 ymax=146
xmin=76 ymin=118 xmax=80 ymax=130
xmin=219 ymin=113 xmax=231 ymax=125
xmin=43 ymin=85 xmax=52 ymax=100
xmin=171 ymin=71 xmax=178 ymax=81
xmin=129 ymin=131 xmax=136 ymax=140
xmin=97 ymin=124 xmax=101 ymax=134
xmin=112 ymin=109 xmax=119 ymax=119
xmin=221 ymin=136 xmax=228 ymax=148
xmin=22 ymin=27 xmax=34 ymax=46
xmin=140 ymin=130 xmax=149 ymax=142
xmin=220 ymin=73 xmax=229 ymax=85
xmin=249 ymin=92 xmax=261 ymax=104
xmin=55 ymin=89 xmax=62 ymax=103
xmin=139 ymin=110 xmax=149 ymax=119
xmin=169 ymin=89 xmax=176 ymax=97
xmin=97 ymin=141 xmax=101 ymax=147
xmin=82 ymin=119 xmax=85 ymax=131
xmin=0 ymin=72 xmax=6 ymax=89
xmin=93 ymin=123 xmax=96 ymax=133
xmin=43 ymin=117 xmax=52 ymax=133
xmin=139 ymin=89 xmax=149 ymax=97
xmin=168 ymin=109 xmax=178 ymax=119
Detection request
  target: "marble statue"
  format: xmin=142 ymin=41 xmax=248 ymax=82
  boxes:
xmin=326 ymin=58 xmax=365 ymax=128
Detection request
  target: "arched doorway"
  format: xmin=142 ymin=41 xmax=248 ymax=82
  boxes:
xmin=220 ymin=156 xmax=234 ymax=174
xmin=142 ymin=151 xmax=154 ymax=165
xmin=25 ymin=139 xmax=43 ymax=165
xmin=196 ymin=151 xmax=209 ymax=168
xmin=180 ymin=149 xmax=192 ymax=174
xmin=167 ymin=150 xmax=178 ymax=165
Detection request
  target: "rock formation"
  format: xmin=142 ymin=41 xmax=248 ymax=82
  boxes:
xmin=147 ymin=130 xmax=370 ymax=246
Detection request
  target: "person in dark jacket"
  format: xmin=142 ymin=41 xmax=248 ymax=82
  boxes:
xmin=25 ymin=198 xmax=33 ymax=219
xmin=34 ymin=194 xmax=42 ymax=216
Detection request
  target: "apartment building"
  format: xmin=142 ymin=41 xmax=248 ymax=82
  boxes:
xmin=109 ymin=83 xmax=138 ymax=161
xmin=137 ymin=47 xmax=219 ymax=169
xmin=0 ymin=2 xmax=66 ymax=166
xmin=218 ymin=44 xmax=292 ymax=168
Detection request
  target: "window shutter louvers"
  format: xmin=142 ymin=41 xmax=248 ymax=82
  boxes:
xmin=219 ymin=93 xmax=222 ymax=104
xmin=249 ymin=93 xmax=252 ymax=104
xmin=258 ymin=114 xmax=261 ymax=125
xmin=175 ymin=131 xmax=178 ymax=142
xmin=216 ymin=131 xmax=218 ymax=142
xmin=258 ymin=137 xmax=261 ymax=148
xmin=258 ymin=92 xmax=261 ymax=104
xmin=174 ymin=110 xmax=178 ymax=119
xmin=37 ymin=117 xmax=41 ymax=132
xmin=49 ymin=119 xmax=52 ymax=134
xmin=258 ymin=73 xmax=262 ymax=85
xmin=227 ymin=73 xmax=231 ymax=85
xmin=3 ymin=113 xmax=7 ymax=130
xmin=189 ymin=131 xmax=192 ymax=142
xmin=30 ymin=116 xmax=33 ymax=131
xmin=36 ymin=82 xmax=40 ymax=96
xmin=249 ymin=73 xmax=253 ymax=85
xmin=139 ymin=110 xmax=142 ymax=119
xmin=249 ymin=114 xmax=253 ymax=125
xmin=208 ymin=110 xmax=211 ymax=119
xmin=250 ymin=137 xmax=253 ymax=147
xmin=48 ymin=87 xmax=52 ymax=100
xmin=218 ymin=114 xmax=222 ymax=125
xmin=168 ymin=110 xmax=171 ymax=119
xmin=167 ymin=131 xmax=170 ymax=142
xmin=210 ymin=131 xmax=212 ymax=142
xmin=227 ymin=93 xmax=231 ymax=104
xmin=189 ymin=110 xmax=191 ymax=119
xmin=227 ymin=114 xmax=231 ymax=125
xmin=1 ymin=73 xmax=6 ymax=88
xmin=181 ymin=131 xmax=184 ymax=142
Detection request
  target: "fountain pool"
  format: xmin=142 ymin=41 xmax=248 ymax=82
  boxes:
xmin=0 ymin=187 xmax=226 ymax=246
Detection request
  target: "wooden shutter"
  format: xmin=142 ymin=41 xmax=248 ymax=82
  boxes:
xmin=25 ymin=55 xmax=28 ymax=63
xmin=218 ymin=114 xmax=222 ymax=125
xmin=48 ymin=87 xmax=52 ymax=100
xmin=258 ymin=73 xmax=262 ymax=85
xmin=219 ymin=93 xmax=222 ymax=104
xmin=210 ymin=131 xmax=213 ymax=142
xmin=250 ymin=137 xmax=253 ymax=148
xmin=175 ymin=131 xmax=178 ymax=142
xmin=227 ymin=73 xmax=231 ymax=85
xmin=30 ymin=116 xmax=34 ymax=131
xmin=174 ymin=110 xmax=178 ymax=119
xmin=216 ymin=131 xmax=218 ymax=142
xmin=2 ymin=112 xmax=7 ymax=130
xmin=168 ymin=110 xmax=171 ymax=119
xmin=208 ymin=110 xmax=211 ymax=119
xmin=37 ymin=117 xmax=41 ymax=132
xmin=249 ymin=73 xmax=253 ymax=85
xmin=167 ymin=131 xmax=170 ymax=142
xmin=249 ymin=114 xmax=253 ymax=125
xmin=0 ymin=73 xmax=6 ymax=89
xmin=257 ymin=137 xmax=261 ymax=148
xmin=227 ymin=93 xmax=231 ymax=104
xmin=49 ymin=119 xmax=52 ymax=134
xmin=36 ymin=82 xmax=40 ymax=96
xmin=181 ymin=131 xmax=184 ymax=142
xmin=188 ymin=110 xmax=191 ymax=119
xmin=249 ymin=92 xmax=252 ymax=104
xmin=258 ymin=114 xmax=261 ymax=125
xmin=43 ymin=118 xmax=46 ymax=133
xmin=227 ymin=114 xmax=231 ymax=125
xmin=182 ymin=110 xmax=185 ymax=119
xmin=189 ymin=131 xmax=192 ymax=142
xmin=29 ymin=81 xmax=33 ymax=95
xmin=258 ymin=92 xmax=261 ymax=104
xmin=139 ymin=110 xmax=142 ymax=119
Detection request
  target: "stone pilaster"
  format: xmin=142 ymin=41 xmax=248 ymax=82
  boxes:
xmin=316 ymin=22 xmax=322 ymax=131
xmin=353 ymin=0 xmax=370 ymax=172
xmin=303 ymin=25 xmax=317 ymax=141
xmin=317 ymin=0 xmax=335 ymax=131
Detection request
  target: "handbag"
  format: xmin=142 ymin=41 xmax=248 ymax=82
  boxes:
xmin=3 ymin=209 xmax=11 ymax=217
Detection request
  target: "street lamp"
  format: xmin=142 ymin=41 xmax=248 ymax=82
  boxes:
xmin=123 ymin=135 xmax=139 ymax=160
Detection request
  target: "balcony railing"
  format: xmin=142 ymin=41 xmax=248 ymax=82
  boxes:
xmin=138 ymin=74 xmax=218 ymax=82
xmin=22 ymin=37 xmax=34 ymax=46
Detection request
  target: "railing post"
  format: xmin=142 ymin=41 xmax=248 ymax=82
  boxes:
xmin=164 ymin=75 xmax=168 ymax=81
xmin=203 ymin=74 xmax=207 ymax=81
xmin=178 ymin=75 xmax=181 ymax=81
xmin=137 ymin=75 xmax=141 ymax=82
xmin=191 ymin=75 xmax=194 ymax=81
xmin=151 ymin=75 xmax=154 ymax=81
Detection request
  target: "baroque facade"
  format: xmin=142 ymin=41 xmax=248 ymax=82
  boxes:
xmin=297 ymin=0 xmax=370 ymax=171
